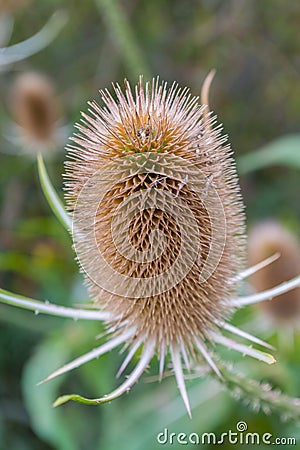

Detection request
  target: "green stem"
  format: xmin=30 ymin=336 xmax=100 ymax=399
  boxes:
xmin=95 ymin=0 xmax=151 ymax=79
xmin=214 ymin=361 xmax=300 ymax=423
xmin=0 ymin=287 xmax=108 ymax=321
xmin=37 ymin=153 xmax=72 ymax=232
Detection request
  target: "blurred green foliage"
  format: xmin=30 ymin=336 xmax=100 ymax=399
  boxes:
xmin=1 ymin=0 xmax=300 ymax=449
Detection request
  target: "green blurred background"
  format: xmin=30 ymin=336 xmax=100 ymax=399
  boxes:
xmin=1 ymin=0 xmax=300 ymax=449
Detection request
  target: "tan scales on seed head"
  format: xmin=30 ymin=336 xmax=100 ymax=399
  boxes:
xmin=65 ymin=77 xmax=245 ymax=347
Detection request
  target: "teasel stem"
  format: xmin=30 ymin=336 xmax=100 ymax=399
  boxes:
xmin=0 ymin=288 xmax=109 ymax=321
xmin=211 ymin=360 xmax=300 ymax=423
xmin=0 ymin=11 xmax=68 ymax=67
xmin=37 ymin=153 xmax=71 ymax=231
xmin=95 ymin=0 xmax=150 ymax=79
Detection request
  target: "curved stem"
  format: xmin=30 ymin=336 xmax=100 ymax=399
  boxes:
xmin=37 ymin=153 xmax=72 ymax=232
xmin=0 ymin=11 xmax=68 ymax=66
xmin=0 ymin=288 xmax=109 ymax=321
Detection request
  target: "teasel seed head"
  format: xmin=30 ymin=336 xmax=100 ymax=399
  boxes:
xmin=248 ymin=221 xmax=300 ymax=322
xmin=61 ymin=77 xmax=279 ymax=415
xmin=9 ymin=72 xmax=61 ymax=154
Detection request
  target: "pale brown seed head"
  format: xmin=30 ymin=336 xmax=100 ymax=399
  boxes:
xmin=65 ymin=78 xmax=246 ymax=352
xmin=10 ymin=72 xmax=59 ymax=143
xmin=248 ymin=221 xmax=300 ymax=322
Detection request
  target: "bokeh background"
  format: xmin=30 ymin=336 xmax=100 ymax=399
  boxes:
xmin=1 ymin=0 xmax=300 ymax=449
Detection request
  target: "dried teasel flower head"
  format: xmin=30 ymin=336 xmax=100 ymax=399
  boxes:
xmin=248 ymin=221 xmax=300 ymax=323
xmin=8 ymin=72 xmax=61 ymax=155
xmin=56 ymin=76 xmax=279 ymax=415
xmin=66 ymin=77 xmax=246 ymax=339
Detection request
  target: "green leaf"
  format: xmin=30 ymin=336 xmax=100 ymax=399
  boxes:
xmin=237 ymin=134 xmax=300 ymax=174
xmin=53 ymin=393 xmax=103 ymax=406
xmin=22 ymin=334 xmax=79 ymax=450
xmin=37 ymin=153 xmax=72 ymax=232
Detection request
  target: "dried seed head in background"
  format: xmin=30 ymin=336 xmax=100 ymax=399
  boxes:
xmin=9 ymin=72 xmax=61 ymax=153
xmin=248 ymin=221 xmax=300 ymax=322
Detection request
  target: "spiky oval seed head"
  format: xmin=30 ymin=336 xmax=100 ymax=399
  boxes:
xmin=65 ymin=77 xmax=246 ymax=354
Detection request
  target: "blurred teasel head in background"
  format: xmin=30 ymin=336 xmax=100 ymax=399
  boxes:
xmin=248 ymin=221 xmax=300 ymax=323
xmin=7 ymin=71 xmax=65 ymax=156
